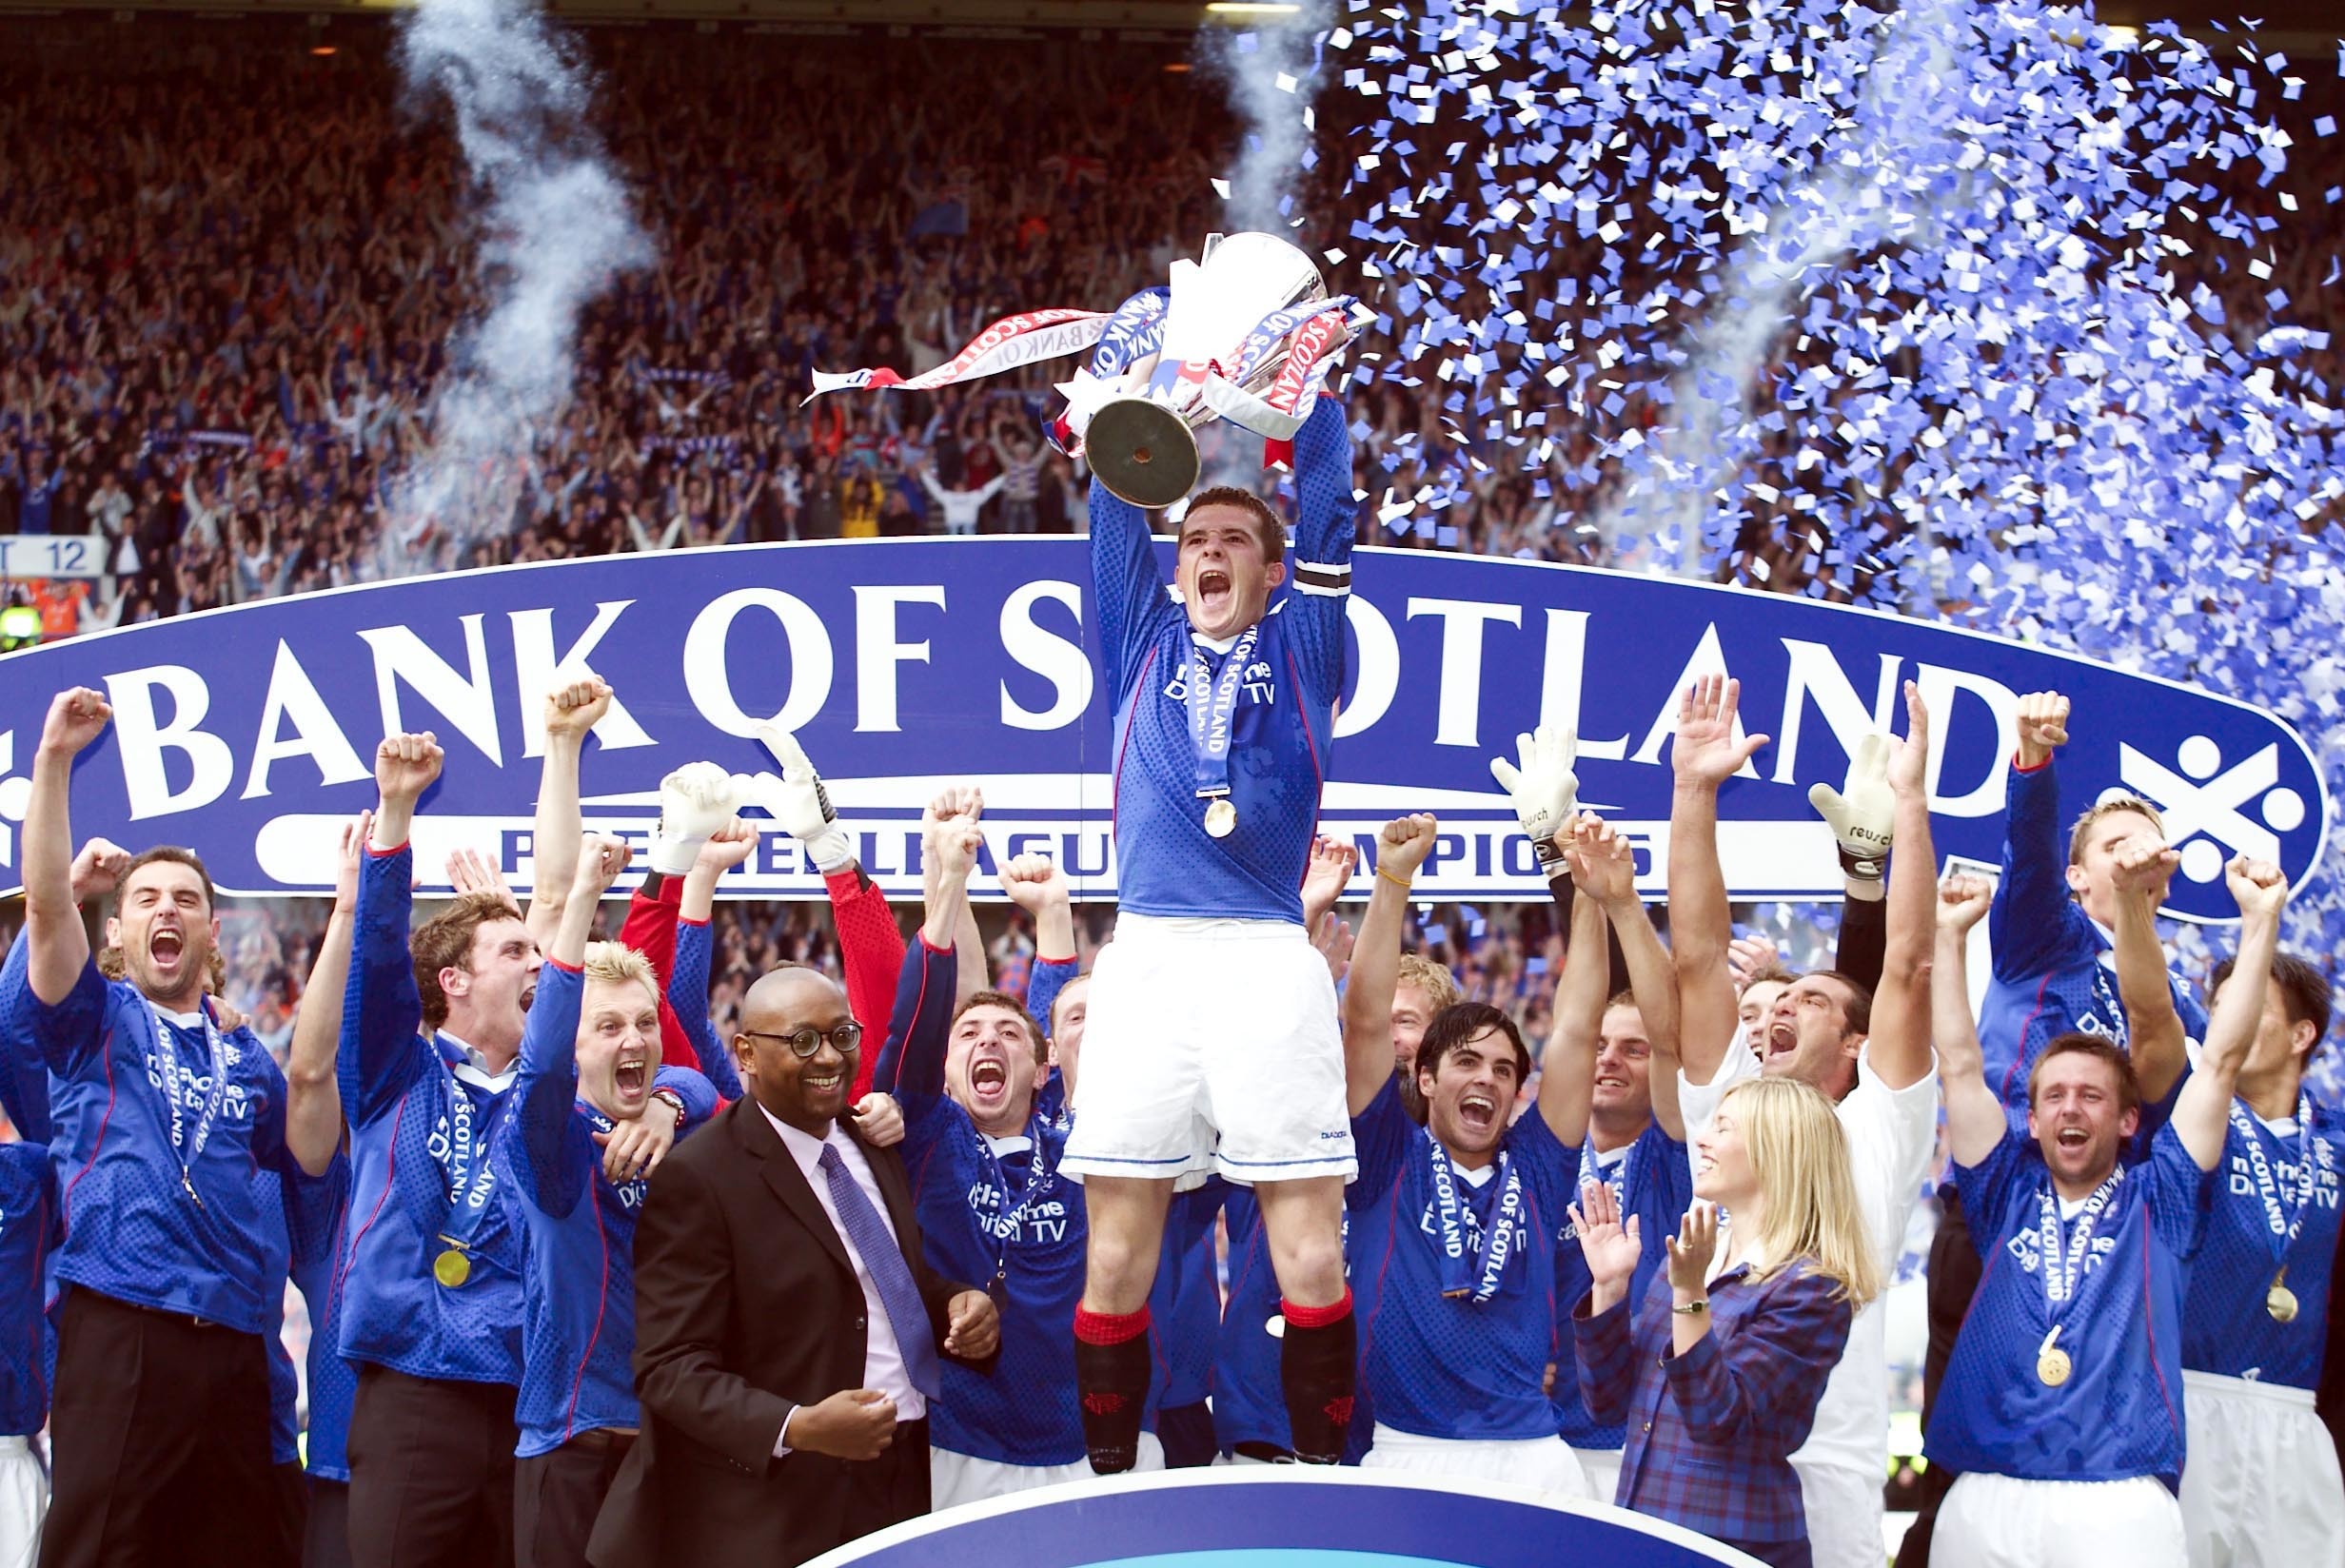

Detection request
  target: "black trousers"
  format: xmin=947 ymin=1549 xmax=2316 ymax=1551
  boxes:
xmin=40 ymin=1288 xmax=286 ymax=1568
xmin=1898 ymin=1188 xmax=1982 ymax=1568
xmin=304 ymin=1478 xmax=352 ymax=1568
xmin=345 ymin=1365 xmax=519 ymax=1568
xmin=836 ymin=1419 xmax=930 ymax=1557
xmin=269 ymin=1463 xmax=310 ymax=1568
xmin=514 ymin=1434 xmax=631 ymax=1568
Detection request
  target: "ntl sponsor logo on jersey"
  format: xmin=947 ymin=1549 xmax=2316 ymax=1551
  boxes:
xmin=0 ymin=539 xmax=2322 ymax=920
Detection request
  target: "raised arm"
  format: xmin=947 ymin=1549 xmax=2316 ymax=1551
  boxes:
xmin=750 ymin=726 xmax=905 ymax=1096
xmin=916 ymin=785 xmax=989 ymax=1005
xmin=1088 ymin=476 xmax=1169 ymax=702
xmin=512 ymin=838 xmax=630 ymax=1221
xmin=284 ymin=813 xmax=367 ymax=1176
xmin=1000 ymin=852 xmax=1076 ymax=1012
xmin=1987 ymin=691 xmax=2082 ymax=982
xmin=2171 ymin=859 xmax=2288 ymax=1171
xmin=1807 ymin=711 xmax=1896 ymax=990
xmin=1668 ymin=676 xmax=1770 ymax=1085
xmin=1866 ymin=681 xmax=1938 ymax=1091
xmin=672 ymin=822 xmax=758 ymax=1101
xmin=2109 ymin=837 xmax=2189 ymax=1105
xmin=22 ymin=689 xmax=111 ymax=1009
xmin=1934 ymin=875 xmax=2007 ymax=1168
xmin=871 ymin=801 xmax=978 ymax=1101
xmin=1347 ymin=814 xmax=1439 ymax=1115
xmin=523 ymin=677 xmax=613 ymax=948
xmin=344 ymin=733 xmax=444 ymax=1127
xmin=1567 ymin=813 xmax=1681 ymax=1132
xmin=1281 ymin=393 xmax=1359 ymax=705
xmin=1537 ymin=832 xmax=1613 ymax=1147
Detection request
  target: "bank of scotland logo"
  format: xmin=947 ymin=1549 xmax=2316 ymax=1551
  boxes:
xmin=2112 ymin=737 xmax=2309 ymax=886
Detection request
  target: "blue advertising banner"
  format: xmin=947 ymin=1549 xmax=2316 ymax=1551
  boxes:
xmin=0 ymin=539 xmax=2321 ymax=922
xmin=802 ymin=1470 xmax=1759 ymax=1568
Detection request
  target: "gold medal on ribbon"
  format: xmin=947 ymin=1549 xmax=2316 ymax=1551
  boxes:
xmin=2035 ymin=1324 xmax=2071 ymax=1387
xmin=433 ymin=1248 xmax=472 ymax=1289
xmin=1204 ymin=798 xmax=1237 ymax=838
xmin=2268 ymin=1278 xmax=2300 ymax=1324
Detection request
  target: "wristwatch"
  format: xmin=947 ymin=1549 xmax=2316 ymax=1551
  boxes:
xmin=651 ymin=1087 xmax=687 ymax=1125
xmin=1670 ymin=1298 xmax=1709 ymax=1316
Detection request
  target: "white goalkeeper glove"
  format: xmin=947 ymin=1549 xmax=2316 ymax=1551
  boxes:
xmin=750 ymin=726 xmax=855 ymax=875
xmin=1807 ymin=733 xmax=1895 ymax=885
xmin=1488 ymin=723 xmax=1580 ymax=876
xmin=650 ymin=762 xmax=745 ymax=876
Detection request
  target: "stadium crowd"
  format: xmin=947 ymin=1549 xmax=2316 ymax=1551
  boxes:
xmin=6 ymin=18 xmax=2334 ymax=644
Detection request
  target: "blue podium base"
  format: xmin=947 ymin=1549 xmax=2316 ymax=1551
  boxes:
xmin=806 ymin=1467 xmax=1765 ymax=1568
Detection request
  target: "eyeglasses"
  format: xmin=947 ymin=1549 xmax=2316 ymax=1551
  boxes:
xmin=741 ymin=1022 xmax=865 ymax=1059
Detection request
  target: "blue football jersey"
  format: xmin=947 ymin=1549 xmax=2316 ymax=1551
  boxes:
xmin=10 ymin=956 xmax=298 ymax=1335
xmin=1 ymin=933 xmax=53 ymax=1143
xmin=0 ymin=1139 xmax=55 ymax=1437
xmin=1090 ymin=394 xmax=1355 ymax=923
xmin=1551 ymin=1121 xmax=1694 ymax=1449
xmin=336 ymin=843 xmax=527 ymax=1385
xmin=884 ymin=939 xmax=1199 ymax=1464
xmin=1350 ymin=1081 xmax=1582 ymax=1442
xmin=1928 ymin=1123 xmax=2211 ymax=1485
xmin=2182 ymin=1099 xmax=2345 ymax=1389
xmin=508 ymin=959 xmax=719 ymax=1457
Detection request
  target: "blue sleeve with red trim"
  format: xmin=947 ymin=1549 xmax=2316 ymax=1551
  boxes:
xmin=0 ymin=931 xmax=54 ymax=1142
xmin=1026 ymin=953 xmax=1079 ymax=1045
xmin=1989 ymin=758 xmax=2092 ymax=983
xmin=668 ymin=920 xmax=742 ymax=1102
xmin=341 ymin=844 xmax=429 ymax=1128
xmin=1347 ymin=1076 xmax=1412 ymax=1213
xmin=512 ymin=961 xmax=593 ymax=1221
xmin=1279 ymin=394 xmax=1358 ymax=706
xmin=1088 ymin=480 xmax=1173 ymax=704
xmin=12 ymin=954 xmax=104 ymax=1082
xmin=875 ymin=938 xmax=957 ymax=1109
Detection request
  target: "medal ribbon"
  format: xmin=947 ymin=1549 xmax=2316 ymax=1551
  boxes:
xmin=2232 ymin=1094 xmax=2321 ymax=1262
xmin=1188 ymin=624 xmax=1262 ymax=805
xmin=439 ymin=1081 xmax=514 ymax=1253
xmin=148 ymin=1001 xmax=229 ymax=1187
xmin=2037 ymin=1166 xmax=2124 ymax=1311
xmin=1425 ymin=1127 xmax=1526 ymax=1303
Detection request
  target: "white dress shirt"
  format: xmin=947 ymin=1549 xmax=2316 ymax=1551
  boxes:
xmin=759 ymin=1105 xmax=925 ymax=1456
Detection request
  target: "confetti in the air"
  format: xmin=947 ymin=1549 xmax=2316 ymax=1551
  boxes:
xmin=1328 ymin=0 xmax=2345 ymax=1091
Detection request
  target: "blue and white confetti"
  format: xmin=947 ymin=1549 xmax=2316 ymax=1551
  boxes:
xmin=1327 ymin=0 xmax=2345 ymax=1088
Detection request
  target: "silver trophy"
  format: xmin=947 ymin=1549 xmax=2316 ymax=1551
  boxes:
xmin=807 ymin=230 xmax=1359 ymax=509
xmin=1058 ymin=232 xmax=1347 ymax=508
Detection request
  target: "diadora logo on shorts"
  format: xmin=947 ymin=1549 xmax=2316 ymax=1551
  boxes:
xmin=2112 ymin=736 xmax=2309 ymax=886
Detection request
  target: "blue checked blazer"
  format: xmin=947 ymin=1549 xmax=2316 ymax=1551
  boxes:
xmin=1574 ymin=1257 xmax=1853 ymax=1547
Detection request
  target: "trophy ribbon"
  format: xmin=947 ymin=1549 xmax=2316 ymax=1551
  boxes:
xmin=805 ymin=306 xmax=1122 ymax=402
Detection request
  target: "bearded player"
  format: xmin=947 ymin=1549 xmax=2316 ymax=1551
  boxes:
xmin=1062 ymin=391 xmax=1357 ymax=1470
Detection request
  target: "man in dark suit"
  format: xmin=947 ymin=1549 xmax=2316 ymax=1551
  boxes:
xmin=588 ymin=964 xmax=1000 ymax=1568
